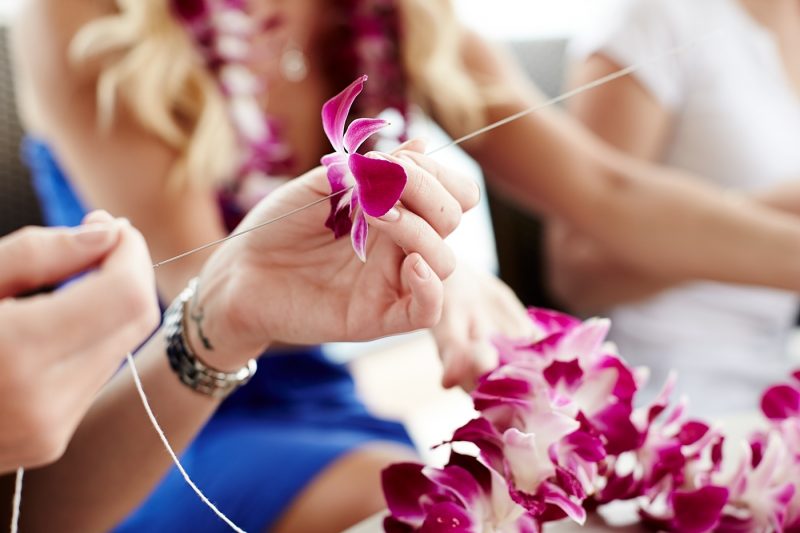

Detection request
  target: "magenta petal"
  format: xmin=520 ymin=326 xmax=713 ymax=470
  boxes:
xmin=351 ymin=211 xmax=368 ymax=262
xmin=322 ymin=75 xmax=367 ymax=153
xmin=349 ymin=153 xmax=407 ymax=217
xmin=761 ymin=384 xmax=800 ymax=420
xmin=544 ymin=360 xmax=584 ymax=389
xmin=419 ymin=502 xmax=474 ymax=533
xmin=528 ymin=308 xmax=581 ymax=336
xmin=382 ymin=463 xmax=439 ymax=521
xmin=344 ymin=118 xmax=389 ymax=154
xmin=671 ymin=486 xmax=729 ymax=533
xmin=171 ymin=0 xmax=208 ymax=23
xmin=324 ymin=158 xmax=349 ymax=193
xmin=321 ymin=152 xmax=347 ymax=170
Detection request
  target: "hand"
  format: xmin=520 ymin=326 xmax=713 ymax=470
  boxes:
xmin=0 ymin=212 xmax=159 ymax=472
xmin=193 ymin=143 xmax=480 ymax=369
xmin=433 ymin=265 xmax=536 ymax=390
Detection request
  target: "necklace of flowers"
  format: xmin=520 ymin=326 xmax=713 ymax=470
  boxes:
xmin=171 ymin=0 xmax=293 ymax=196
xmin=382 ymin=308 xmax=800 ymax=533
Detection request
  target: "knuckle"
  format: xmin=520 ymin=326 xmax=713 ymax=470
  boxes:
xmin=439 ymin=201 xmax=462 ymax=236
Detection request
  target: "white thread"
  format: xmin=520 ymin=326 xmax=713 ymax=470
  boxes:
xmin=150 ymin=28 xmax=728 ymax=270
xmin=125 ymin=353 xmax=247 ymax=533
xmin=6 ymin=26 xmax=731 ymax=533
xmin=9 ymin=468 xmax=22 ymax=533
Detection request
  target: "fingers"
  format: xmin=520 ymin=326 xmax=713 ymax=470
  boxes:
xmin=367 ymin=207 xmax=456 ymax=279
xmin=369 ymin=153 xmax=464 ymax=238
xmin=12 ymin=220 xmax=159 ymax=359
xmin=435 ymin=313 xmax=496 ymax=391
xmin=389 ymin=148 xmax=480 ymax=214
xmin=0 ymin=213 xmax=121 ymax=298
xmin=382 ymin=253 xmax=444 ymax=333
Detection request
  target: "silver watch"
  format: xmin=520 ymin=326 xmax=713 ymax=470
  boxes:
xmin=164 ymin=278 xmax=257 ymax=399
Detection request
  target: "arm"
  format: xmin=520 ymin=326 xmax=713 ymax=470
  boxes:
xmin=549 ymin=53 xmax=800 ymax=313
xmin=455 ymin=31 xmax=800 ymax=293
xmin=546 ymin=52 xmax=683 ymax=313
xmin=13 ymin=0 xmax=225 ymax=301
xmin=7 ymin=149 xmax=479 ymax=532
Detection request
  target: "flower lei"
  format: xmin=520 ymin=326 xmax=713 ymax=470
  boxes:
xmin=171 ymin=0 xmax=408 ymax=230
xmin=383 ymin=309 xmax=800 ymax=532
xmin=171 ymin=0 xmax=293 ymax=199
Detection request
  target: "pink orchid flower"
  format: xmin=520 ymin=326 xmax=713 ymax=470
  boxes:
xmin=321 ymin=75 xmax=407 ymax=261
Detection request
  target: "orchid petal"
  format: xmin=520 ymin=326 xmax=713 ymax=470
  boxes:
xmin=171 ymin=0 xmax=208 ymax=23
xmin=344 ymin=118 xmax=389 ymax=154
xmin=527 ymin=308 xmax=581 ymax=336
xmin=322 ymin=75 xmax=367 ymax=153
xmin=419 ymin=503 xmax=474 ymax=533
xmin=503 ymin=428 xmax=553 ymax=492
xmin=351 ymin=210 xmax=368 ymax=262
xmin=761 ymin=384 xmax=800 ymax=421
xmin=672 ymin=486 xmax=729 ymax=533
xmin=349 ymin=153 xmax=407 ymax=217
xmin=382 ymin=463 xmax=439 ymax=522
xmin=323 ymin=157 xmax=349 ymax=192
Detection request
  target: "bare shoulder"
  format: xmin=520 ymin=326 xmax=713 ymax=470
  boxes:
xmin=12 ymin=0 xmax=117 ymax=86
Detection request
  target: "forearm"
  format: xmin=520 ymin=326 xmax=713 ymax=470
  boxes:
xmin=18 ymin=333 xmax=221 ymax=533
xmin=753 ymin=181 xmax=800 ymax=218
xmin=546 ymin=223 xmax=674 ymax=315
xmin=472 ymin=98 xmax=800 ymax=292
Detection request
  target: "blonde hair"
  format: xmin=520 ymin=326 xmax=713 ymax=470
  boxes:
xmin=71 ymin=0 xmax=237 ymax=191
xmin=71 ymin=0 xmax=488 ymax=191
xmin=399 ymin=0 xmax=487 ymax=139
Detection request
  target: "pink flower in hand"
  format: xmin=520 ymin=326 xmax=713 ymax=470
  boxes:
xmin=321 ymin=75 xmax=407 ymax=261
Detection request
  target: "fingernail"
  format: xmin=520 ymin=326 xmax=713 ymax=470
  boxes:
xmin=366 ymin=151 xmax=393 ymax=161
xmin=72 ymin=223 xmax=119 ymax=246
xmin=414 ymin=258 xmax=432 ymax=280
xmin=82 ymin=209 xmax=113 ymax=224
xmin=472 ymin=181 xmax=482 ymax=202
xmin=381 ymin=207 xmax=401 ymax=222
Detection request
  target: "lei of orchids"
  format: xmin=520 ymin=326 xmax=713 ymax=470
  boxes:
xmin=380 ymin=307 xmax=800 ymax=533
xmin=317 ymin=77 xmax=800 ymax=531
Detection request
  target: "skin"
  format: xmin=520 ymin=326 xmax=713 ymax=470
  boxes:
xmin=12 ymin=0 xmax=800 ymax=530
xmin=547 ymin=0 xmax=800 ymax=315
xmin=0 ymin=211 xmax=159 ymax=474
xmin=0 ymin=149 xmax=478 ymax=532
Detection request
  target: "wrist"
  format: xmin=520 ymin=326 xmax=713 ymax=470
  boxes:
xmin=189 ymin=272 xmax=269 ymax=370
xmin=163 ymin=280 xmax=257 ymax=399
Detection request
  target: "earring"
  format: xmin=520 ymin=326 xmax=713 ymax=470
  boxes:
xmin=280 ymin=42 xmax=308 ymax=82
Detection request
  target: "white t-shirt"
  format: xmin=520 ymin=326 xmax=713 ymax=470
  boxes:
xmin=574 ymin=0 xmax=800 ymax=416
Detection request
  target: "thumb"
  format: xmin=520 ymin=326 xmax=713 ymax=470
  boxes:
xmin=0 ymin=218 xmax=121 ymax=298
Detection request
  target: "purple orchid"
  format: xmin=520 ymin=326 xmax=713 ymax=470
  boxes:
xmin=382 ymin=454 xmax=539 ymax=533
xmin=382 ymin=307 xmax=800 ymax=532
xmin=321 ymin=75 xmax=407 ymax=261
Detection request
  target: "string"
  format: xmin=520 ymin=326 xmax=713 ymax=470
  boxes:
xmin=125 ymin=352 xmax=247 ymax=533
xmin=152 ymin=188 xmax=351 ymax=269
xmin=9 ymin=468 xmax=22 ymax=533
xmin=149 ymin=28 xmax=726 ymax=270
xmin=6 ymin=26 xmax=730 ymax=533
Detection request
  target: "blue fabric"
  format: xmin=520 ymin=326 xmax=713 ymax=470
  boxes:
xmin=24 ymin=138 xmax=413 ymax=532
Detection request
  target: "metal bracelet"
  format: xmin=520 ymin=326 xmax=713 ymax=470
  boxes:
xmin=164 ymin=278 xmax=257 ymax=399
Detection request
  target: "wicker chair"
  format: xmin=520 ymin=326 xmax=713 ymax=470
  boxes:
xmin=0 ymin=26 xmax=42 ymax=237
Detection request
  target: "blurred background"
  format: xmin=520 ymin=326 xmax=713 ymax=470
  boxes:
xmin=1 ymin=0 xmax=626 ymax=38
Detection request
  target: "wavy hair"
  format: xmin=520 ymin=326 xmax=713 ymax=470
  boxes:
xmin=71 ymin=0 xmax=488 ymax=190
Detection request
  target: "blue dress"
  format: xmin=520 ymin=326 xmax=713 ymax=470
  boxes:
xmin=23 ymin=139 xmax=413 ymax=532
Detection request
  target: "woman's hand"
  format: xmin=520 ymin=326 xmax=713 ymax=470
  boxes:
xmin=0 ymin=212 xmax=159 ymax=472
xmin=193 ymin=145 xmax=480 ymax=369
xmin=433 ymin=266 xmax=536 ymax=390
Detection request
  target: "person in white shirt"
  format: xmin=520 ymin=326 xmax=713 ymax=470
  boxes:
xmin=549 ymin=0 xmax=800 ymax=416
